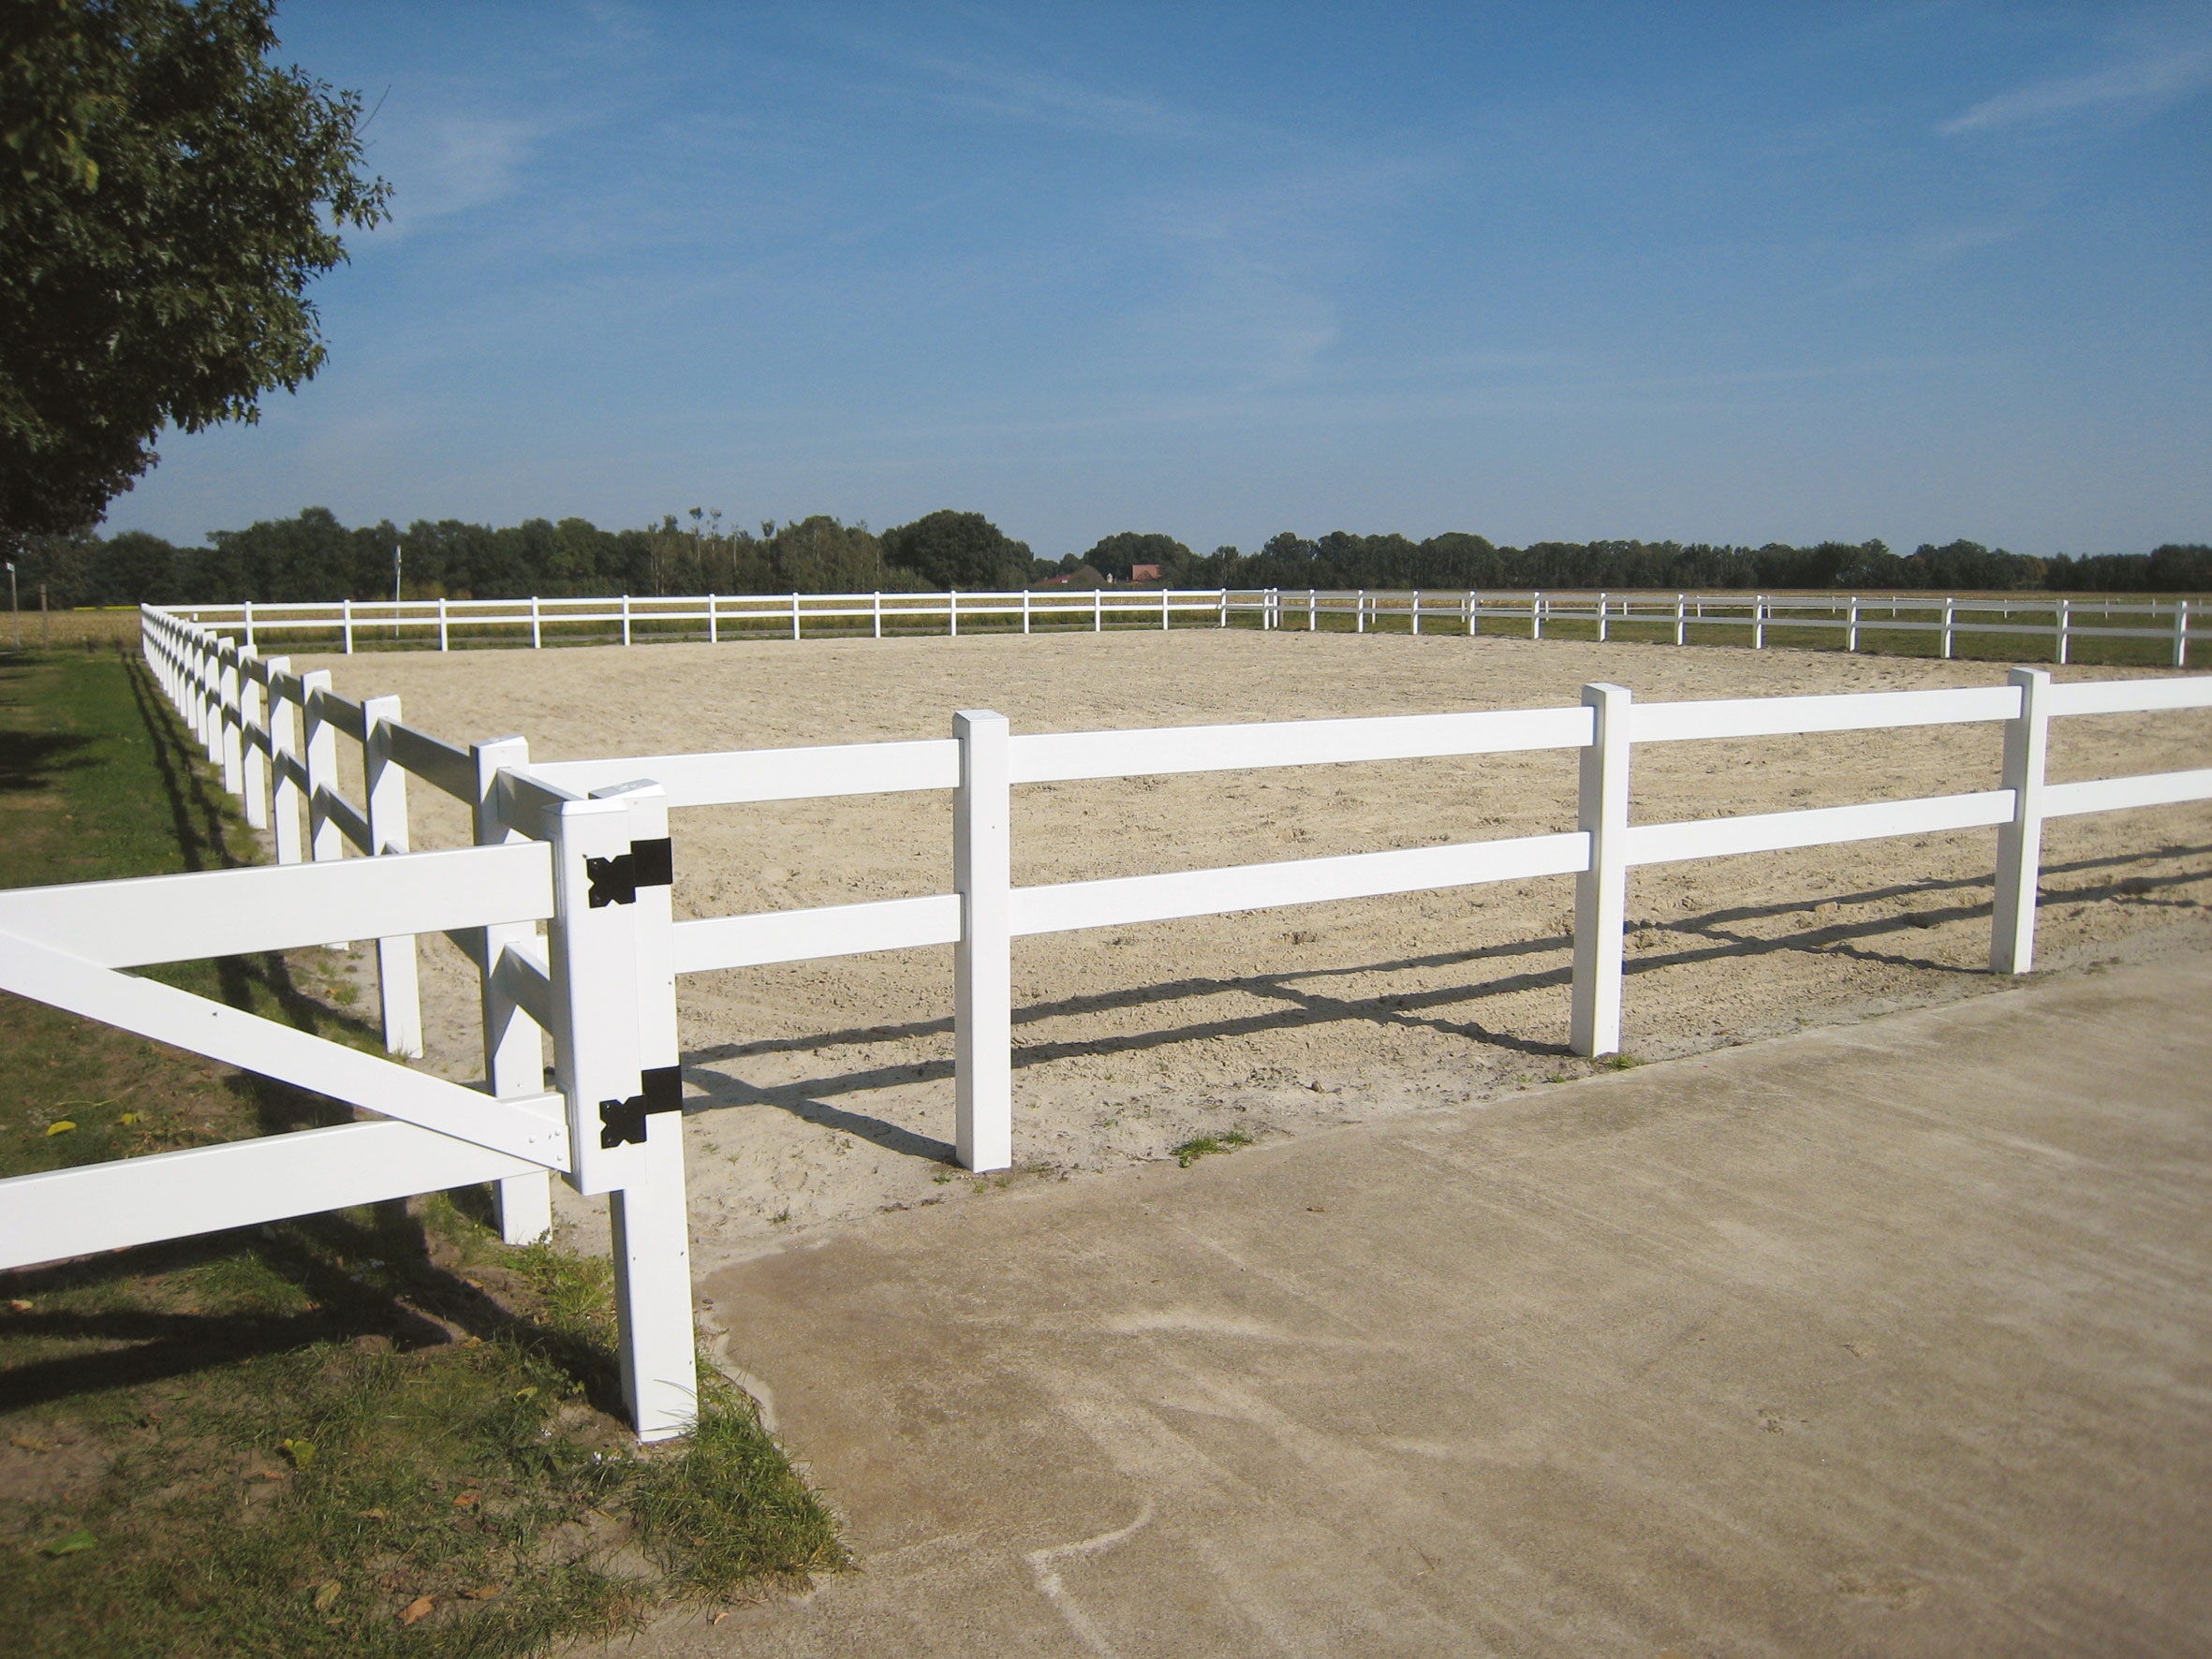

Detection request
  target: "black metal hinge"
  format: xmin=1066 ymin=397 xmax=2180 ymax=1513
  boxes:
xmin=585 ymin=836 xmax=673 ymax=907
xmin=597 ymin=1064 xmax=685 ymax=1148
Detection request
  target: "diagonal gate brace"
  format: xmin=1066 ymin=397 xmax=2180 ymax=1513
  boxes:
xmin=0 ymin=928 xmax=570 ymax=1169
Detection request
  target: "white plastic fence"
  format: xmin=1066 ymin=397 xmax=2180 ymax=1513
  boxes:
xmin=0 ymin=607 xmax=699 ymax=1439
xmin=171 ymin=586 xmax=2202 ymax=666
xmin=0 ymin=605 xmax=2206 ymax=1445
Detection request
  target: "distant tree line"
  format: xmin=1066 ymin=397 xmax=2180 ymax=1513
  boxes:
xmin=9 ymin=506 xmax=2207 ymax=609
xmin=1078 ymin=533 xmax=2212 ymax=595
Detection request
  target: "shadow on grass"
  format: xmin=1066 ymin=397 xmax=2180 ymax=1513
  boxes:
xmin=0 ymin=727 xmax=96 ymax=795
xmin=0 ymin=1204 xmax=626 ymax=1421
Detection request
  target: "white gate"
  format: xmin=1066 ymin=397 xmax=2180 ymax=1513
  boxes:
xmin=0 ymin=751 xmax=700 ymax=1441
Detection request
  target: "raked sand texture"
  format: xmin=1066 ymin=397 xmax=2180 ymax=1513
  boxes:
xmin=298 ymin=629 xmax=2212 ymax=1272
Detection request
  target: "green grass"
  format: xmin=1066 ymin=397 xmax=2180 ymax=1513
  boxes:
xmin=0 ymin=645 xmax=846 ymax=1655
xmin=1171 ymin=1129 xmax=1253 ymax=1167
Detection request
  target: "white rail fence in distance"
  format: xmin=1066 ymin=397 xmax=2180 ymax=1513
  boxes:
xmin=170 ymin=587 xmax=2202 ymax=668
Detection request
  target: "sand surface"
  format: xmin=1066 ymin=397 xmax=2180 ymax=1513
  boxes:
xmin=296 ymin=630 xmax=2212 ymax=1273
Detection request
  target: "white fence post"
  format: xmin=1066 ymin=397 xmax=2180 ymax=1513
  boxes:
xmin=241 ymin=660 xmax=269 ymax=830
xmin=1940 ymin=596 xmax=1955 ymax=660
xmin=182 ymin=633 xmax=199 ymax=745
xmin=1410 ymin=590 xmax=1422 ymax=635
xmin=438 ymin=596 xmax=450 ymax=652
xmin=1532 ymin=592 xmax=1544 ymax=640
xmin=542 ymin=787 xmax=696 ymax=1439
xmin=362 ymin=694 xmax=424 ymax=1059
xmin=1570 ymin=683 xmax=1632 ymax=1057
xmin=953 ymin=710 xmax=1012 ymax=1172
xmin=1307 ymin=589 xmax=1317 ymax=630
xmin=1355 ymin=589 xmax=1366 ymax=634
xmin=199 ymin=636 xmax=218 ymax=756
xmin=2176 ymin=598 xmax=2190 ymax=668
xmin=2057 ymin=598 xmax=2071 ymax=665
xmin=1752 ymin=595 xmax=1766 ymax=651
xmin=590 ymin=780 xmax=698 ymax=1444
xmin=1847 ymin=595 xmax=1860 ymax=653
xmin=532 ymin=595 xmax=544 ymax=650
xmin=874 ymin=592 xmax=883 ymax=639
xmin=471 ymin=735 xmax=553 ymax=1244
xmin=265 ymin=660 xmax=302 ymax=864
xmin=622 ymin=595 xmax=632 ymax=646
xmin=1596 ymin=591 xmax=1608 ymax=642
xmin=791 ymin=592 xmax=801 ymax=641
xmin=1161 ymin=588 xmax=1171 ymax=631
xmin=199 ymin=636 xmax=218 ymax=754
xmin=1674 ymin=593 xmax=1688 ymax=645
xmin=1991 ymin=668 xmax=2052 ymax=975
xmin=219 ymin=644 xmax=243 ymax=788
xmin=243 ymin=599 xmax=256 ymax=654
xmin=342 ymin=597 xmax=354 ymax=654
xmin=950 ymin=591 xmax=959 ymax=637
xmin=302 ymin=669 xmax=344 ymax=867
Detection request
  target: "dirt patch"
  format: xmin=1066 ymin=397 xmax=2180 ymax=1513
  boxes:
xmin=299 ymin=629 xmax=2212 ymax=1272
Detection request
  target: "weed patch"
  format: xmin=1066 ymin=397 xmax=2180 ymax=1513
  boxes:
xmin=1171 ymin=1129 xmax=1254 ymax=1167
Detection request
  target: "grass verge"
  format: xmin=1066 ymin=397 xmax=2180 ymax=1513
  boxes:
xmin=0 ymin=645 xmax=846 ymax=1656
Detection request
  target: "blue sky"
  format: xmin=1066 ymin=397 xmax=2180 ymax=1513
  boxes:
xmin=108 ymin=1 xmax=2211 ymax=557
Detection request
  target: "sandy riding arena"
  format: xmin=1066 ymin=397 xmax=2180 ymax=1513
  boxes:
xmin=302 ymin=630 xmax=2212 ymax=1271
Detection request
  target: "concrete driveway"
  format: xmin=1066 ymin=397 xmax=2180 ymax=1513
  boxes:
xmin=635 ymin=947 xmax=2212 ymax=1656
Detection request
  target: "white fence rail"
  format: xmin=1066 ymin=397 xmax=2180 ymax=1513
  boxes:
xmin=1 ymin=603 xmax=2208 ymax=1446
xmin=167 ymin=585 xmax=2204 ymax=667
xmin=529 ymin=668 xmax=2212 ymax=1163
xmin=0 ymin=607 xmax=700 ymax=1440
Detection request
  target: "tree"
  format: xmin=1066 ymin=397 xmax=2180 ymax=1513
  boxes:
xmin=1081 ymin=531 xmax=1190 ymax=583
xmin=881 ymin=509 xmax=1033 ymax=590
xmin=1 ymin=0 xmax=389 ymax=551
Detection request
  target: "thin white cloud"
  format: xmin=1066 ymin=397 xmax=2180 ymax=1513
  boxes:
xmin=905 ymin=51 xmax=1208 ymax=143
xmin=1940 ymin=40 xmax=2212 ymax=134
xmin=370 ymin=114 xmax=542 ymax=238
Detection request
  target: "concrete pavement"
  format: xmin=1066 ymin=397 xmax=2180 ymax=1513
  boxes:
xmin=648 ymin=948 xmax=2212 ymax=1656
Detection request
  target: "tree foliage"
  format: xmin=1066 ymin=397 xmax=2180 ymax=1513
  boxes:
xmin=1077 ymin=531 xmax=1190 ymax=582
xmin=1 ymin=0 xmax=389 ymax=549
xmin=879 ymin=509 xmax=1034 ymax=591
xmin=12 ymin=508 xmax=2206 ymax=610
